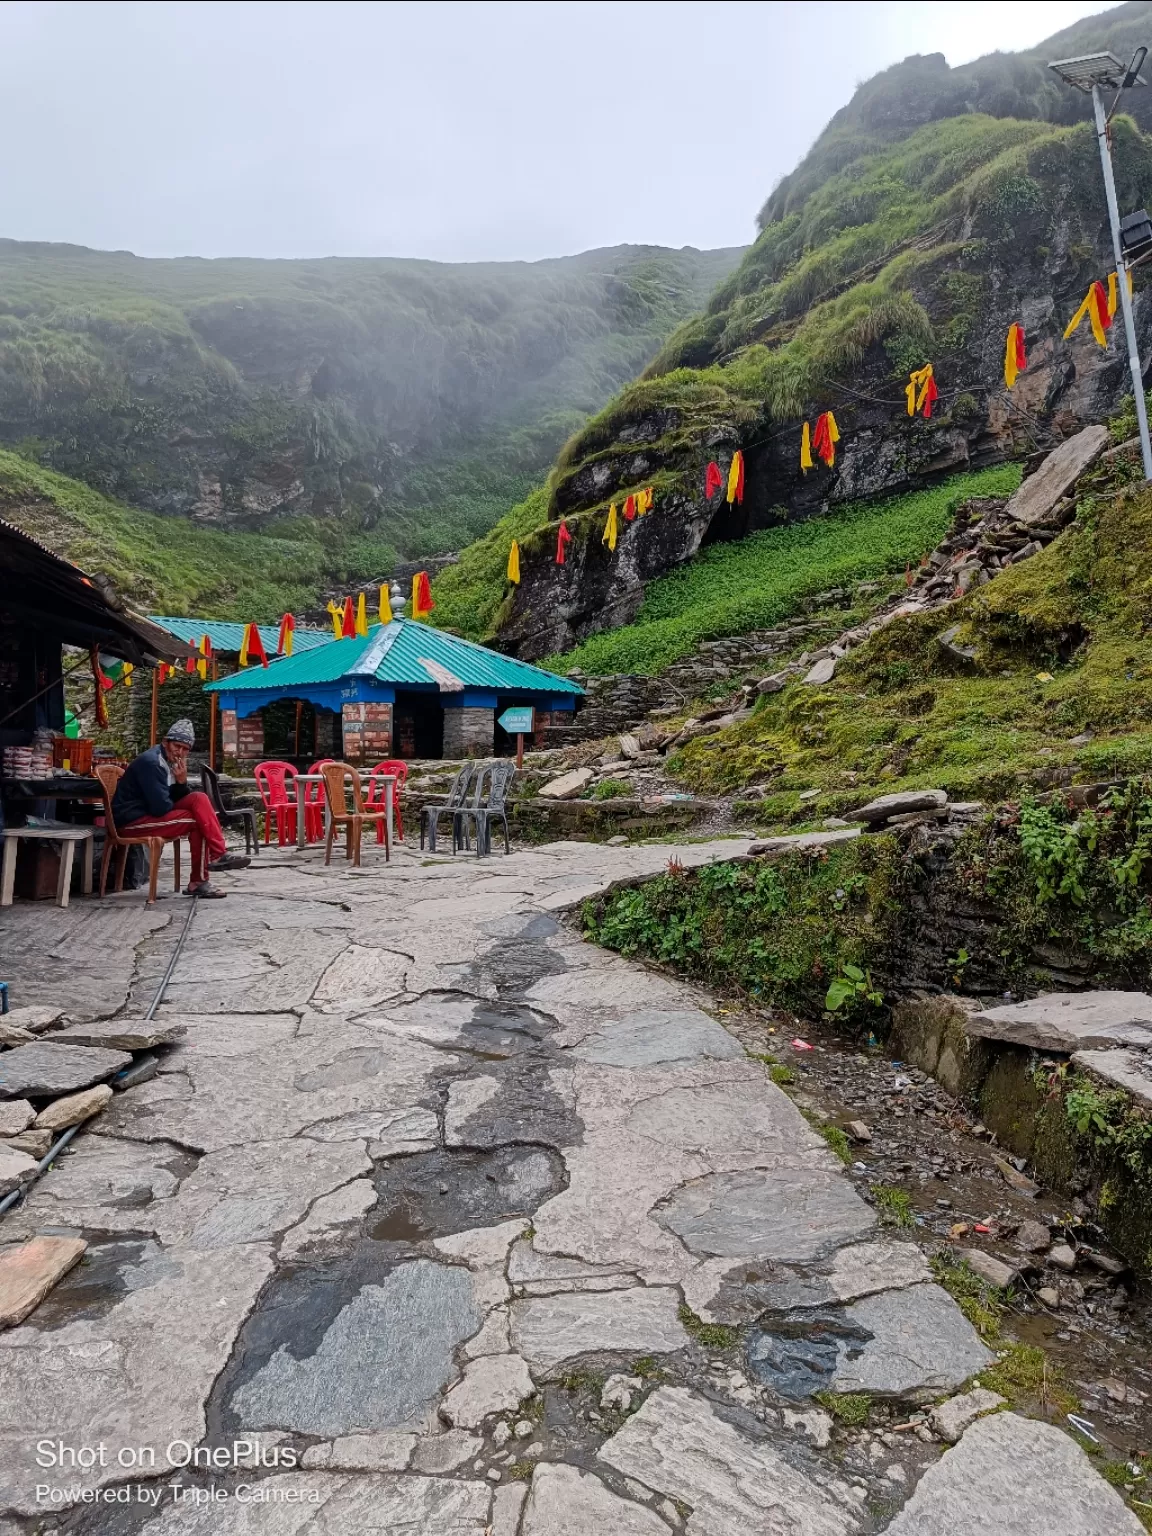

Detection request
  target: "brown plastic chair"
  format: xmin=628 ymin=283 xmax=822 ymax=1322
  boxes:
xmin=320 ymin=761 xmax=390 ymax=868
xmin=94 ymin=765 xmax=183 ymax=905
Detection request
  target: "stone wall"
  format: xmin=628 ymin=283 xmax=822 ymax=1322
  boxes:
xmin=442 ymin=706 xmax=494 ymax=758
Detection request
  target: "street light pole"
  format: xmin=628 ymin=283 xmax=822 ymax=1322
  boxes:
xmin=1092 ymin=82 xmax=1152 ymax=480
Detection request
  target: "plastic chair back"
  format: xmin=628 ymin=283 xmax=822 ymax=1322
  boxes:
xmin=93 ymin=764 xmax=125 ymax=834
xmin=199 ymin=763 xmax=226 ymax=816
xmin=319 ymin=760 xmax=364 ymax=818
xmin=305 ymin=758 xmax=334 ymax=803
xmin=366 ymin=759 xmax=407 ymax=806
xmin=254 ymin=760 xmax=298 ymax=808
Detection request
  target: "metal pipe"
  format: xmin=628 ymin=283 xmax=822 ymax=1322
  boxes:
xmin=0 ymin=892 xmax=198 ymax=1219
xmin=1093 ymin=83 xmax=1152 ymax=480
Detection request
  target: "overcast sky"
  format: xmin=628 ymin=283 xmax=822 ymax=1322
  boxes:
xmin=0 ymin=0 xmax=1120 ymax=263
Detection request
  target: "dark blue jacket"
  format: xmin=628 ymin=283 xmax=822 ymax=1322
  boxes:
xmin=111 ymin=743 xmax=189 ymax=825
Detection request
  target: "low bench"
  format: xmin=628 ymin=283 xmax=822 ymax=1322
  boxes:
xmin=0 ymin=826 xmax=95 ymax=909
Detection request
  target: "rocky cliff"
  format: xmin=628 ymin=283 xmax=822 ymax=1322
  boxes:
xmin=496 ymin=6 xmax=1152 ymax=660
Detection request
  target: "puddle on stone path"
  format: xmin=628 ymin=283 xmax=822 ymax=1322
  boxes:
xmin=30 ymin=1236 xmax=178 ymax=1331
xmin=371 ymin=1144 xmax=565 ymax=1240
xmin=746 ymin=1309 xmax=871 ymax=1400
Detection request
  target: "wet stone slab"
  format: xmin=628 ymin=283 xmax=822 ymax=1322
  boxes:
xmin=229 ymin=1258 xmax=480 ymax=1436
xmin=510 ymin=1286 xmax=689 ymax=1372
xmin=654 ymin=1167 xmax=876 ymax=1261
xmin=371 ymin=1146 xmax=565 ymax=1242
xmin=831 ymin=1283 xmax=994 ymax=1398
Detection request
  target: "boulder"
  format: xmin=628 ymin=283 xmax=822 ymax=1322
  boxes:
xmin=0 ymin=1100 xmax=35 ymax=1137
xmin=803 ymin=657 xmax=836 ymax=686
xmin=927 ymin=1386 xmax=1006 ymax=1443
xmin=956 ymin=1249 xmax=1020 ymax=1290
xmin=0 ymin=1236 xmax=87 ymax=1329
xmin=4 ymin=1129 xmax=52 ymax=1158
xmin=757 ymin=673 xmax=789 ymax=694
xmin=34 ymin=1083 xmax=114 ymax=1132
xmin=538 ymin=769 xmax=594 ymax=800
xmin=0 ymin=1006 xmax=64 ymax=1034
xmin=617 ymin=734 xmax=642 ymax=760
xmin=1003 ymin=424 xmax=1109 ymax=526
xmin=848 ymin=789 xmax=948 ymax=824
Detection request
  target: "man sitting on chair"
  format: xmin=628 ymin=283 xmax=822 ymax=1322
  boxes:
xmin=112 ymin=719 xmax=249 ymax=899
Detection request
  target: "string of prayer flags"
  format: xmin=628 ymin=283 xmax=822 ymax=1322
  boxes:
xmin=325 ymin=600 xmax=342 ymax=640
xmin=340 ymin=597 xmax=357 ymax=639
xmin=603 ymin=504 xmax=618 ymax=552
xmin=412 ymin=571 xmax=435 ymax=619
xmin=704 ymin=461 xmax=724 ymax=498
xmin=556 ymin=520 xmax=572 ymax=565
xmin=800 ymin=421 xmax=814 ymax=473
xmin=623 ymin=493 xmax=637 ymax=521
xmin=905 ymin=364 xmax=938 ymax=419
xmin=239 ymin=623 xmax=268 ymax=668
xmin=276 ymin=614 xmax=295 ymax=657
xmin=355 ymin=591 xmax=369 ymax=637
xmin=812 ymin=411 xmax=840 ymax=467
xmin=1004 ymin=324 xmax=1027 ymax=389
xmin=507 ymin=541 xmax=521 ymax=584
xmin=157 ymin=662 xmax=174 ymax=684
xmin=1064 ymin=280 xmax=1112 ymax=347
xmin=726 ymin=450 xmax=745 ymax=505
xmin=197 ymin=634 xmax=212 ymax=680
xmin=379 ymin=584 xmax=394 ymax=624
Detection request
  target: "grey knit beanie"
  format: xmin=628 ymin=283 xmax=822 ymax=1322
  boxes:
xmin=165 ymin=718 xmax=195 ymax=746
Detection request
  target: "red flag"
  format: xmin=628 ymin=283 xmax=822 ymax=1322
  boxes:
xmin=1092 ymin=280 xmax=1113 ymax=335
xmin=704 ymin=461 xmax=724 ymax=498
xmin=623 ymin=494 xmax=637 ymax=522
xmin=91 ymin=647 xmax=111 ymax=728
xmin=920 ymin=374 xmax=939 ymax=419
xmin=556 ymin=521 xmax=572 ymax=564
xmin=412 ymin=571 xmax=435 ymax=618
xmin=241 ymin=622 xmax=269 ymax=667
xmin=277 ymin=613 xmax=296 ymax=656
xmin=341 ymin=597 xmax=357 ymax=638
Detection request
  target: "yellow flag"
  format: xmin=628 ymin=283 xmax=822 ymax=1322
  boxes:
xmin=800 ymin=421 xmax=813 ymax=472
xmin=379 ymin=584 xmax=393 ymax=624
xmin=122 ymin=662 xmax=133 ymax=688
xmin=238 ymin=625 xmax=250 ymax=667
xmin=326 ymin=599 xmax=342 ymax=640
xmin=603 ymin=504 xmax=618 ymax=552
xmin=355 ymin=591 xmax=368 ymax=636
xmin=197 ymin=633 xmax=210 ymax=679
xmin=507 ymin=540 xmax=521 ymax=584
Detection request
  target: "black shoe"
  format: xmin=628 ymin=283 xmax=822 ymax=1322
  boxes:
xmin=209 ymin=853 xmax=251 ymax=872
xmin=186 ymin=881 xmax=227 ymax=899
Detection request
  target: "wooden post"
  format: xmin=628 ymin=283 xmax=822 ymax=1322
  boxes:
xmin=516 ymin=733 xmax=524 ymax=771
xmin=294 ymin=699 xmax=303 ymax=759
xmin=208 ymin=658 xmax=218 ymax=770
xmin=149 ymin=667 xmax=159 ymax=747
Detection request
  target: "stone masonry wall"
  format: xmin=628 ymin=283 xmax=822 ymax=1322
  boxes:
xmin=443 ymin=706 xmax=494 ymax=758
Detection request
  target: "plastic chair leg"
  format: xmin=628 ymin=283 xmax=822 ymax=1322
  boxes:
xmin=173 ymin=840 xmax=181 ymax=892
xmin=147 ymin=841 xmax=161 ymax=905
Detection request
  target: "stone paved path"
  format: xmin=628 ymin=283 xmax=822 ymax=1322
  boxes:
xmin=0 ymin=837 xmax=1140 ymax=1535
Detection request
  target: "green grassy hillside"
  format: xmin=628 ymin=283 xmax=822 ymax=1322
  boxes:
xmin=0 ymin=450 xmax=395 ymax=618
xmin=671 ymin=443 xmax=1152 ymax=818
xmin=0 ymin=240 xmax=740 ymax=556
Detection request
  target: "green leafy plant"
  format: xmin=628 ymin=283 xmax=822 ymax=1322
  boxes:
xmin=824 ymin=962 xmax=883 ymax=1013
xmin=871 ymin=1184 xmax=914 ymax=1228
xmin=590 ymin=778 xmax=631 ymax=801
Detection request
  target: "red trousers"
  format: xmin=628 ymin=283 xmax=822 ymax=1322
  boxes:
xmin=123 ymin=791 xmax=226 ymax=885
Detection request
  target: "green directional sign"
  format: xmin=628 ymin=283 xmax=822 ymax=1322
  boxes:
xmin=498 ymin=706 xmax=534 ymax=735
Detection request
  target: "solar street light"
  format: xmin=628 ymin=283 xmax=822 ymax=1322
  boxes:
xmin=1049 ymin=49 xmax=1152 ymax=479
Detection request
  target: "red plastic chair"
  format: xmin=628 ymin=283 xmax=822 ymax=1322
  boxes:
xmin=305 ymin=758 xmax=334 ymax=843
xmin=254 ymin=760 xmax=299 ymax=846
xmin=366 ymin=759 xmax=407 ymax=842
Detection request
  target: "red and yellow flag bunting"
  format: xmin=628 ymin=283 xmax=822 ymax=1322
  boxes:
xmin=1004 ymin=324 xmax=1027 ymax=389
xmin=906 ymin=364 xmax=938 ymax=419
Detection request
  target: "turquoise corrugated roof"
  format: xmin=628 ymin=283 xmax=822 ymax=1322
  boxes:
xmin=149 ymin=616 xmax=335 ymax=655
xmin=204 ymin=620 xmax=583 ymax=696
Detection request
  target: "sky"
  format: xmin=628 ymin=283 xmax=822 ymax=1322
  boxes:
xmin=0 ymin=0 xmax=1121 ymax=263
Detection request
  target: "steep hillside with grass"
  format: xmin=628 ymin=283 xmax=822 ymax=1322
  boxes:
xmin=0 ymin=240 xmax=739 ymax=556
xmin=486 ymin=5 xmax=1152 ymax=660
xmin=670 ymin=439 xmax=1152 ymax=818
xmin=0 ymin=450 xmax=397 ymax=618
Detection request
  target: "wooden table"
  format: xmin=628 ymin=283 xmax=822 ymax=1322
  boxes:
xmin=1 ymin=825 xmax=94 ymax=908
